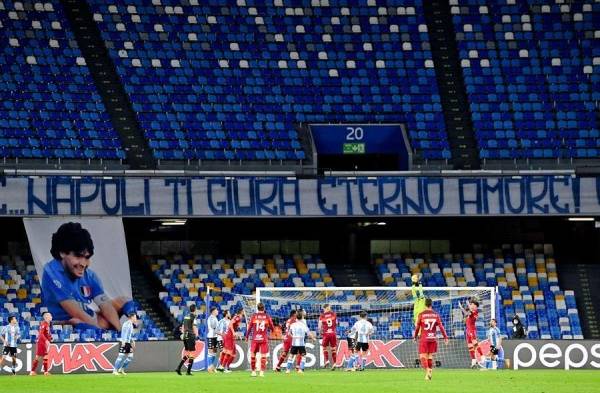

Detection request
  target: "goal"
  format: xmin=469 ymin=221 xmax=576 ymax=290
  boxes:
xmin=253 ymin=286 xmax=497 ymax=370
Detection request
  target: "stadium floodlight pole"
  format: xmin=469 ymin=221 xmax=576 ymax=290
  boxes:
xmin=255 ymin=286 xmax=497 ymax=324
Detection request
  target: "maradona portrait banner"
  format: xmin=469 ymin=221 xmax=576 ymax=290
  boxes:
xmin=23 ymin=217 xmax=135 ymax=332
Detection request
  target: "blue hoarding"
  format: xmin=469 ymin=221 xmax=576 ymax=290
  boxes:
xmin=0 ymin=175 xmax=599 ymax=217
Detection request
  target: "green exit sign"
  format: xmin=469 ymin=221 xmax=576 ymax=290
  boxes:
xmin=343 ymin=143 xmax=366 ymax=154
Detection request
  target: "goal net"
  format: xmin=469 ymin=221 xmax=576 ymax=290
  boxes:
xmin=251 ymin=286 xmax=496 ymax=370
xmin=203 ymin=287 xmax=254 ymax=370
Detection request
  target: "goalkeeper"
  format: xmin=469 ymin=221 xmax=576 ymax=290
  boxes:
xmin=411 ymin=274 xmax=426 ymax=326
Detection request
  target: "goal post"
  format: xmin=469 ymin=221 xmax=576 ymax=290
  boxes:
xmin=255 ymin=286 xmax=497 ymax=369
xmin=255 ymin=287 xmax=497 ymax=322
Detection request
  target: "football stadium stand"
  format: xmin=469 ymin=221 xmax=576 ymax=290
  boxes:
xmin=374 ymin=244 xmax=583 ymax=339
xmin=88 ymin=0 xmax=450 ymax=162
xmin=0 ymin=243 xmax=586 ymax=342
xmin=150 ymin=254 xmax=333 ymax=323
xmin=451 ymin=0 xmax=600 ymax=160
xmin=1 ymin=0 xmax=598 ymax=166
xmin=0 ymin=0 xmax=125 ymax=161
xmin=149 ymin=246 xmax=582 ymax=341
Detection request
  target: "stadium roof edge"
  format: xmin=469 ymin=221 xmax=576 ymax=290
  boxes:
xmin=325 ymin=169 xmax=575 ymax=177
xmin=0 ymin=169 xmax=297 ymax=177
xmin=0 ymin=169 xmax=581 ymax=178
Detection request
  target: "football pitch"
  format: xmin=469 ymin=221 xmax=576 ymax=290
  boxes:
xmin=2 ymin=369 xmax=599 ymax=393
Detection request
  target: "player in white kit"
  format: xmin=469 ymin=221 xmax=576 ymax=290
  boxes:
xmin=350 ymin=311 xmax=374 ymax=371
xmin=287 ymin=312 xmax=315 ymax=374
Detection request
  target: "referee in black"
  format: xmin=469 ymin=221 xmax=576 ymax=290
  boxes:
xmin=176 ymin=304 xmax=199 ymax=375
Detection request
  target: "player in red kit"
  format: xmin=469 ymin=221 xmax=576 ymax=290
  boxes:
xmin=275 ymin=309 xmax=297 ymax=372
xmin=318 ymin=304 xmax=338 ymax=370
xmin=413 ymin=298 xmax=448 ymax=381
xmin=246 ymin=303 xmax=274 ymax=377
xmin=218 ymin=308 xmax=244 ymax=373
xmin=30 ymin=312 xmax=53 ymax=376
xmin=459 ymin=298 xmax=483 ymax=368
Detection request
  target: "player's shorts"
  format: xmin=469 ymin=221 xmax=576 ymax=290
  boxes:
xmin=322 ymin=333 xmax=337 ymax=348
xmin=217 ymin=338 xmax=224 ymax=351
xmin=418 ymin=340 xmax=437 ymax=354
xmin=119 ymin=343 xmax=133 ymax=354
xmin=250 ymin=341 xmax=269 ymax=355
xmin=223 ymin=334 xmax=235 ymax=354
xmin=489 ymin=345 xmax=499 ymax=355
xmin=496 ymin=346 xmax=504 ymax=360
xmin=282 ymin=337 xmax=292 ymax=353
xmin=183 ymin=337 xmax=196 ymax=352
xmin=36 ymin=342 xmax=50 ymax=357
xmin=2 ymin=346 xmax=17 ymax=357
xmin=208 ymin=337 xmax=218 ymax=351
xmin=290 ymin=346 xmax=306 ymax=356
xmin=465 ymin=330 xmax=478 ymax=345
xmin=355 ymin=342 xmax=369 ymax=352
xmin=346 ymin=337 xmax=356 ymax=350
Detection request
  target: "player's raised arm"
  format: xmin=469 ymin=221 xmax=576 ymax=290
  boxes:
xmin=233 ymin=310 xmax=247 ymax=339
xmin=437 ymin=314 xmax=449 ymax=343
xmin=413 ymin=313 xmax=422 ymax=340
xmin=458 ymin=300 xmax=466 ymax=314
xmin=245 ymin=315 xmax=254 ymax=340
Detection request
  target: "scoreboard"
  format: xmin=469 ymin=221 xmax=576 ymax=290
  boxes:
xmin=309 ymin=124 xmax=412 ymax=170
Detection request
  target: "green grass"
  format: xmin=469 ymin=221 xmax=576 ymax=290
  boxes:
xmin=2 ymin=369 xmax=599 ymax=393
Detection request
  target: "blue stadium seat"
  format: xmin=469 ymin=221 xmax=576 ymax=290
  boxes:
xmin=451 ymin=0 xmax=600 ymax=159
xmin=0 ymin=1 xmax=124 ymax=160
xmin=87 ymin=0 xmax=450 ymax=162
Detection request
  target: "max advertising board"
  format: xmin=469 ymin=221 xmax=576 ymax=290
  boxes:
xmin=3 ymin=339 xmax=477 ymax=374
